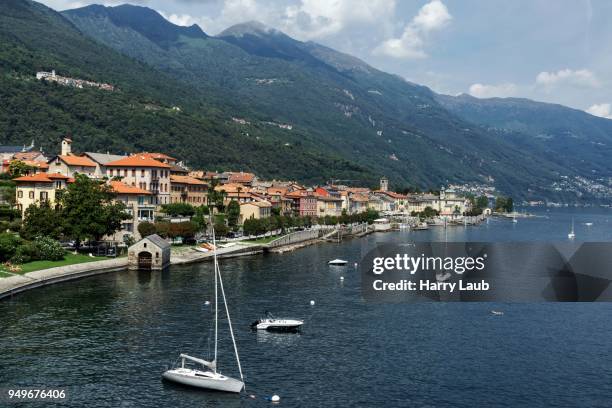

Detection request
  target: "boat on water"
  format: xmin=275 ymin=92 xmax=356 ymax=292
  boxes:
xmin=328 ymin=259 xmax=348 ymax=266
xmin=162 ymin=227 xmax=245 ymax=393
xmin=251 ymin=312 xmax=303 ymax=332
xmin=490 ymin=310 xmax=504 ymax=316
xmin=412 ymin=222 xmax=429 ymax=230
xmin=568 ymin=219 xmax=576 ymax=240
xmin=585 ymin=222 xmax=593 ymax=227
xmin=373 ymin=218 xmax=391 ymax=231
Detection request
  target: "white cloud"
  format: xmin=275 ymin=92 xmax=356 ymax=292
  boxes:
xmin=158 ymin=11 xmax=197 ymax=27
xmin=283 ymin=0 xmax=396 ymax=40
xmin=535 ymin=69 xmax=599 ymax=88
xmin=374 ymin=0 xmax=451 ymax=59
xmin=468 ymin=83 xmax=518 ymax=98
xmin=586 ymin=103 xmax=612 ymax=119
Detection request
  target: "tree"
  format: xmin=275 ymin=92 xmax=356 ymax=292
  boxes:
xmin=476 ymin=195 xmax=489 ymax=210
xmin=160 ymin=202 xmax=195 ymax=217
xmin=8 ymin=160 xmax=35 ymax=177
xmin=0 ymin=232 xmax=21 ymax=262
xmin=495 ymin=196 xmax=514 ymax=213
xmin=227 ymin=200 xmax=240 ymax=227
xmin=59 ymin=174 xmax=130 ymax=247
xmin=22 ymin=201 xmax=62 ymax=239
xmin=138 ymin=221 xmax=156 ymax=237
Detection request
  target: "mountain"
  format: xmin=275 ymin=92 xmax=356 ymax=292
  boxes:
xmin=2 ymin=0 xmax=610 ymax=202
xmin=0 ymin=0 xmax=373 ymax=184
xmin=62 ymin=4 xmax=581 ymax=201
xmin=436 ymin=93 xmax=612 ymax=185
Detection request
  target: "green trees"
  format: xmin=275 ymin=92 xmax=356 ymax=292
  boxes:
xmin=22 ymin=201 xmax=62 ymax=240
xmin=411 ymin=206 xmax=440 ymax=221
xmin=495 ymin=196 xmax=514 ymax=213
xmin=227 ymin=200 xmax=240 ymax=228
xmin=160 ymin=202 xmax=195 ymax=217
xmin=137 ymin=221 xmax=157 ymax=237
xmin=8 ymin=160 xmax=35 ymax=178
xmin=59 ymin=175 xmax=129 ymax=246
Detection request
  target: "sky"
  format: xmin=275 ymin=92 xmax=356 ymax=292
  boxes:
xmin=39 ymin=0 xmax=612 ymax=117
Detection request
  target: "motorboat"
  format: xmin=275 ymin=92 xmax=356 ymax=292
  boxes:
xmin=328 ymin=259 xmax=348 ymax=266
xmin=162 ymin=227 xmax=245 ymax=393
xmin=412 ymin=222 xmax=429 ymax=230
xmin=490 ymin=310 xmax=504 ymax=316
xmin=250 ymin=312 xmax=303 ymax=332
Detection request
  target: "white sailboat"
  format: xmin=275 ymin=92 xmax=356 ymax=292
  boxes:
xmin=568 ymin=218 xmax=576 ymax=240
xmin=162 ymin=228 xmax=245 ymax=393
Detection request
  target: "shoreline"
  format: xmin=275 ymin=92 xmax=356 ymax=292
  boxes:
xmin=0 ymin=229 xmax=366 ymax=300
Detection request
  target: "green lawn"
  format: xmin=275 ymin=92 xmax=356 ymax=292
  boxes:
xmin=1 ymin=253 xmax=107 ymax=275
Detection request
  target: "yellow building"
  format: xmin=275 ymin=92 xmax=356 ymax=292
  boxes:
xmin=239 ymin=201 xmax=271 ymax=223
xmin=170 ymin=175 xmax=207 ymax=206
xmin=316 ymin=195 xmax=343 ymax=217
xmin=107 ymin=181 xmax=155 ymax=242
xmin=14 ymin=173 xmax=73 ymax=215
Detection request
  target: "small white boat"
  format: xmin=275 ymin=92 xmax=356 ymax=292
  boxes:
xmin=568 ymin=218 xmax=576 ymax=240
xmin=328 ymin=259 xmax=348 ymax=266
xmin=585 ymin=222 xmax=593 ymax=227
xmin=251 ymin=312 xmax=303 ymax=332
xmin=490 ymin=310 xmax=504 ymax=316
xmin=412 ymin=222 xmax=429 ymax=230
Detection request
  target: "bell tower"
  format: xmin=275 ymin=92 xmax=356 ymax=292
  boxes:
xmin=61 ymin=137 xmax=72 ymax=156
xmin=380 ymin=177 xmax=388 ymax=192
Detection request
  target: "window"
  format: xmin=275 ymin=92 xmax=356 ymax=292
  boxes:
xmin=141 ymin=169 xmax=145 ymax=177
xmin=123 ymin=169 xmax=128 ymax=177
xmin=40 ymin=191 xmax=48 ymax=201
xmin=132 ymin=169 xmax=136 ymax=177
xmin=55 ymin=181 xmax=62 ymax=189
xmin=29 ymin=191 xmax=34 ymax=199
xmin=17 ymin=190 xmax=23 ymax=198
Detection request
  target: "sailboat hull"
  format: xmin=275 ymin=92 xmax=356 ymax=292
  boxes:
xmin=162 ymin=368 xmax=244 ymax=393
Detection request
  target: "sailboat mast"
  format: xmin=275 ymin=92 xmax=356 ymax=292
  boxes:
xmin=212 ymin=226 xmax=218 ymax=373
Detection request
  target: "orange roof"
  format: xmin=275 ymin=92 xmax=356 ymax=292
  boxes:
xmin=227 ymin=172 xmax=255 ymax=184
xmin=109 ymin=180 xmax=151 ymax=195
xmin=55 ymin=155 xmax=97 ymax=167
xmin=13 ymin=152 xmax=44 ymax=160
xmin=140 ymin=152 xmax=176 ymax=161
xmin=105 ymin=155 xmax=171 ymax=168
xmin=14 ymin=172 xmax=72 ymax=183
xmin=350 ymin=193 xmax=369 ymax=202
xmin=215 ymin=183 xmax=251 ymax=193
xmin=267 ymin=187 xmax=288 ymax=196
xmin=170 ymin=175 xmax=206 ymax=185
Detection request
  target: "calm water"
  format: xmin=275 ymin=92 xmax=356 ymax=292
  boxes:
xmin=2 ymin=208 xmax=612 ymax=407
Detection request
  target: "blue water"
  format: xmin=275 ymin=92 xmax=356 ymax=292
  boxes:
xmin=1 ymin=208 xmax=612 ymax=407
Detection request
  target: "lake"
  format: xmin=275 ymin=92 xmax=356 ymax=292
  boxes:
xmin=1 ymin=208 xmax=612 ymax=407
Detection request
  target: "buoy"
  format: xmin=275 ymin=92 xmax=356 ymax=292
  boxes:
xmin=340 ymin=276 xmax=344 ymax=281
xmin=204 ymin=301 xmax=210 ymax=306
xmin=249 ymin=394 xmax=256 ymax=399
xmin=271 ymin=395 xmax=280 ymax=402
xmin=354 ymin=262 xmax=358 ymax=268
xmin=310 ymin=300 xmax=315 ymax=306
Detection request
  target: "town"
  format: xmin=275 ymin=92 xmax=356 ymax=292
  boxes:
xmin=0 ymin=136 xmax=503 ymax=273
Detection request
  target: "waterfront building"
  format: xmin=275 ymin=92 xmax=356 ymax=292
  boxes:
xmin=105 ymin=155 xmax=172 ymax=206
xmin=108 ymin=180 xmax=155 ymax=242
xmin=169 ymin=175 xmax=207 ymax=205
xmin=14 ymin=173 xmax=73 ymax=215
xmin=316 ymin=195 xmax=343 ymax=217
xmin=239 ymin=200 xmax=272 ymax=223
xmin=285 ymin=190 xmax=317 ymax=217
xmin=128 ymin=234 xmax=170 ymax=270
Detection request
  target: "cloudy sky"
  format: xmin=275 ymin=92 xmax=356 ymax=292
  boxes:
xmin=40 ymin=0 xmax=612 ymax=117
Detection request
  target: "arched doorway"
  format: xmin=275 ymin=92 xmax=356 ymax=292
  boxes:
xmin=137 ymin=251 xmax=152 ymax=269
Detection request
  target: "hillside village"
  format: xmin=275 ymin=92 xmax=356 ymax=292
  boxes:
xmin=2 ymin=137 xmax=479 ymax=245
